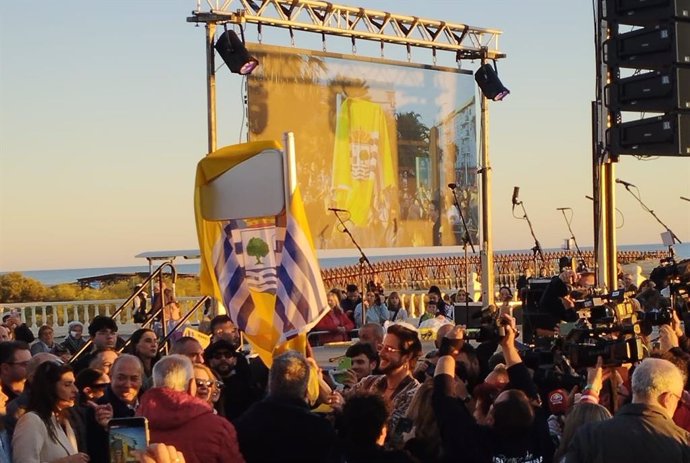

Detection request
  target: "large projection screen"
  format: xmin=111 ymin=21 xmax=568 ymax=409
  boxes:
xmin=246 ymin=44 xmax=478 ymax=253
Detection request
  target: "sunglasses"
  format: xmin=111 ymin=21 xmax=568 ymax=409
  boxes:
xmin=195 ymin=379 xmax=214 ymax=388
xmin=377 ymin=344 xmax=401 ymax=354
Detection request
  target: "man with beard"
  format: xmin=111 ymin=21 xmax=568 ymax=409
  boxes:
xmin=204 ymin=340 xmax=260 ymax=420
xmin=343 ymin=324 xmax=422 ymax=449
xmin=433 ymin=316 xmax=554 ymax=463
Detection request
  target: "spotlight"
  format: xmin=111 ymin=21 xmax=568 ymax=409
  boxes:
xmin=474 ymin=63 xmax=509 ymax=101
xmin=215 ymin=30 xmax=259 ymax=75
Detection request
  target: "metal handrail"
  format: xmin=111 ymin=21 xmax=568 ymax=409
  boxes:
xmin=69 ymin=262 xmax=177 ymax=364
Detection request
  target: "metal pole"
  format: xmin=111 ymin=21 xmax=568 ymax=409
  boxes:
xmin=595 ymin=0 xmax=618 ymax=292
xmin=206 ymin=22 xmax=217 ymax=154
xmin=479 ymin=54 xmax=495 ymax=306
xmin=603 ymin=163 xmax=617 ymax=290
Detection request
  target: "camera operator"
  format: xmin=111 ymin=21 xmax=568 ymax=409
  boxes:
xmin=433 ymin=315 xmax=554 ymax=463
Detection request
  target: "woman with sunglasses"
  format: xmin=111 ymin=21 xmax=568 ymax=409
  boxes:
xmin=193 ymin=364 xmax=224 ymax=416
xmin=75 ymin=368 xmax=110 ymax=405
xmin=12 ymin=361 xmax=90 ymax=462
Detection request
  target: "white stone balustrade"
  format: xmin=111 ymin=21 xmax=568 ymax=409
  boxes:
xmin=0 ymin=297 xmax=204 ymax=337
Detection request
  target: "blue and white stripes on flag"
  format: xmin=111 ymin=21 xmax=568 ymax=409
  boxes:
xmin=195 ymin=141 xmax=329 ymax=364
xmin=274 ymin=191 xmax=329 ymax=343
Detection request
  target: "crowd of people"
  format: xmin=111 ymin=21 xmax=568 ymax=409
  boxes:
xmin=0 ymin=257 xmax=689 ymax=463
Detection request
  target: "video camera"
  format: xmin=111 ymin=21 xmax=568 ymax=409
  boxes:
xmin=650 ymin=257 xmax=690 ymax=303
xmin=565 ymin=289 xmax=646 ymax=368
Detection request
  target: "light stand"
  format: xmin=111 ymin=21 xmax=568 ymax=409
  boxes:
xmin=331 ymin=209 xmax=376 ymax=326
xmin=557 ymin=207 xmax=588 ymax=271
xmin=449 ymin=184 xmax=475 ymax=325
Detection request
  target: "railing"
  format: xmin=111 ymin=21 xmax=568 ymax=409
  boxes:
xmin=320 ymin=249 xmax=667 ymax=292
xmin=1 ymin=249 xmax=665 ymax=338
xmin=0 ymin=297 xmax=206 ymax=338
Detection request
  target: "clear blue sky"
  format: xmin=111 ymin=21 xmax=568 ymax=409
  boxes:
xmin=1 ymin=0 xmax=688 ymax=271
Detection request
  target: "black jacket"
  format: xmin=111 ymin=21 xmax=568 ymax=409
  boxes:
xmin=565 ymin=403 xmax=690 ymax=463
xmin=433 ymin=363 xmax=553 ymax=463
xmin=235 ymin=395 xmax=340 ymax=463
xmin=87 ymin=386 xmax=138 ymax=463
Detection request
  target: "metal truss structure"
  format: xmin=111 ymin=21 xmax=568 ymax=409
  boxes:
xmin=188 ymin=0 xmax=505 ymax=60
xmin=189 ymin=0 xmax=505 ymax=304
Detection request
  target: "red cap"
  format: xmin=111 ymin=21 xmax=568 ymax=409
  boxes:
xmin=548 ymin=389 xmax=569 ymax=415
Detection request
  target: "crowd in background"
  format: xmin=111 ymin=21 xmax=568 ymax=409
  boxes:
xmin=0 ymin=257 xmax=689 ymax=462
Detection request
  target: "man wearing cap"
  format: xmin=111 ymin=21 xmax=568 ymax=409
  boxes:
xmin=547 ymin=388 xmax=570 ymax=446
xmin=205 ymin=340 xmax=259 ymax=420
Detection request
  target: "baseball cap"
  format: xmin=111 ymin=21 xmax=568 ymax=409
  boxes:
xmin=548 ymin=388 xmax=570 ymax=415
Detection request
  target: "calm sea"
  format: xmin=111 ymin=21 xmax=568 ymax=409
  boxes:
xmin=5 ymin=243 xmax=689 ymax=286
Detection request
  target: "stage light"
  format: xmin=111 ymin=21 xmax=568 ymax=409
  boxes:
xmin=215 ymin=30 xmax=259 ymax=75
xmin=474 ymin=63 xmax=509 ymax=101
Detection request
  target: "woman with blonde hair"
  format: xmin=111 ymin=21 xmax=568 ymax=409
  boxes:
xmin=193 ymin=363 xmax=224 ymax=416
xmin=554 ymin=402 xmax=611 ymax=462
xmin=403 ymin=379 xmax=443 ymax=463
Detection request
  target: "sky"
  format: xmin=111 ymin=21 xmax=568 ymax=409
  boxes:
xmin=1 ymin=0 xmax=688 ymax=272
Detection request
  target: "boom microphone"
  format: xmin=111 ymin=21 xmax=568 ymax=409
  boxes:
xmin=328 ymin=207 xmax=349 ymax=213
xmin=512 ymin=186 xmax=520 ymax=206
xmin=556 ymin=207 xmax=570 ymax=211
xmin=615 ymin=179 xmax=636 ymax=188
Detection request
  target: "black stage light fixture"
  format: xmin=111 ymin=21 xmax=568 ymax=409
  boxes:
xmin=215 ymin=30 xmax=259 ymax=75
xmin=474 ymin=63 xmax=510 ymax=101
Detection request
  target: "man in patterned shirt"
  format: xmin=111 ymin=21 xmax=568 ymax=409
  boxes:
xmin=343 ymin=323 xmax=421 ymax=449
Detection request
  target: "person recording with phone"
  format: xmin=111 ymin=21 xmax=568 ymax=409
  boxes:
xmin=433 ymin=315 xmax=554 ymax=463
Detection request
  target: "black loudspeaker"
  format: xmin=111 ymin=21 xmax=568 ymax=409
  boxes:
xmin=607 ymin=67 xmax=690 ymax=112
xmin=605 ymin=0 xmax=690 ymax=26
xmin=524 ymin=278 xmax=552 ymax=312
xmin=605 ymin=22 xmax=690 ymax=69
xmin=453 ymin=303 xmax=484 ymax=327
xmin=609 ymin=113 xmax=690 ymax=156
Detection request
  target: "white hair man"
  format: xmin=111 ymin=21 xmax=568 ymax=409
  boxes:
xmin=137 ymin=355 xmax=245 ymax=463
xmin=566 ymin=357 xmax=690 ymax=462
xmin=234 ymin=351 xmax=339 ymax=463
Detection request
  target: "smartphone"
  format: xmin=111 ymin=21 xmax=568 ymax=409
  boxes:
xmin=108 ymin=417 xmax=149 ymax=463
xmin=337 ymin=357 xmax=352 ymax=371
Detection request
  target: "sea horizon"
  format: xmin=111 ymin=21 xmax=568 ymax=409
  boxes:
xmin=3 ymin=242 xmax=688 ymax=286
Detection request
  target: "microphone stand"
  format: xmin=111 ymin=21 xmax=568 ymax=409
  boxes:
xmin=515 ymin=199 xmax=545 ymax=270
xmin=331 ymin=210 xmax=376 ymax=327
xmin=558 ymin=209 xmax=588 ymax=271
xmin=619 ymin=184 xmax=682 ymax=252
xmin=450 ymin=187 xmax=475 ymax=326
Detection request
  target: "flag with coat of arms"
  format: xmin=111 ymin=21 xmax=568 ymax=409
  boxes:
xmin=194 ymin=140 xmax=330 ymax=366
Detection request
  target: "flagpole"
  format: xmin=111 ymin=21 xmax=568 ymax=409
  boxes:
xmin=283 ymin=132 xmax=297 ymax=196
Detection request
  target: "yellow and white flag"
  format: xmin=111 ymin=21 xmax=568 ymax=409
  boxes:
xmin=194 ymin=141 xmax=329 ymax=366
